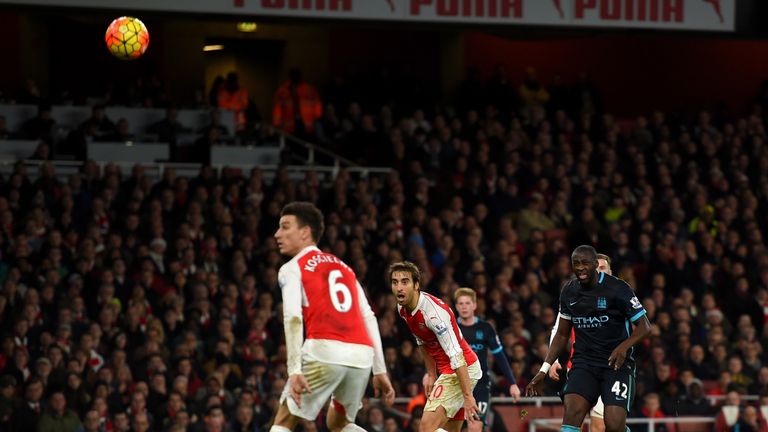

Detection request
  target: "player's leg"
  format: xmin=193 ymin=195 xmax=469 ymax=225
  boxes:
xmin=561 ymin=366 xmax=600 ymax=429
xmin=422 ymin=362 xmax=482 ymax=432
xmin=600 ymin=369 xmax=633 ymax=432
xmin=589 ymin=397 xmax=605 ymax=432
xmin=273 ymin=360 xmax=344 ymax=431
xmin=325 ymin=365 xmax=372 ymax=432
xmin=466 ymin=381 xmax=490 ymax=432
xmin=421 ymin=404 xmax=451 ymax=431
xmin=271 ymin=402 xmax=301 ymax=432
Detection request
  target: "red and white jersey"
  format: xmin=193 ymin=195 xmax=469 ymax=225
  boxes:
xmin=398 ymin=292 xmax=478 ymax=375
xmin=279 ymin=246 xmax=376 ymax=374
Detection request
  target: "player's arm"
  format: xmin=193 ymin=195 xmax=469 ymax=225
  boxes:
xmin=278 ymin=264 xmax=311 ymax=405
xmin=526 ymin=288 xmax=574 ymax=396
xmin=419 ymin=345 xmax=438 ymax=397
xmin=424 ymin=305 xmax=481 ymax=422
xmin=487 ymin=325 xmax=520 ymax=401
xmin=356 ymin=282 xmax=395 ymax=404
xmin=608 ymin=285 xmax=652 ymax=370
xmin=547 ymin=312 xmax=565 ymax=381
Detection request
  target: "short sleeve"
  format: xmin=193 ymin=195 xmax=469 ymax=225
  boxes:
xmin=558 ymin=284 xmax=573 ymax=321
xmin=616 ymin=281 xmax=646 ymax=323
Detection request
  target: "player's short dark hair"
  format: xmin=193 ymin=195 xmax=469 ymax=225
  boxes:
xmin=281 ymin=202 xmax=325 ymax=242
xmin=596 ymin=253 xmax=612 ymax=267
xmin=572 ymin=245 xmax=597 ymax=260
xmin=388 ymin=261 xmax=421 ymax=286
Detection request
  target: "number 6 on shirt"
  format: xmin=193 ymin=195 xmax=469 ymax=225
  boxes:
xmin=328 ymin=270 xmax=352 ymax=312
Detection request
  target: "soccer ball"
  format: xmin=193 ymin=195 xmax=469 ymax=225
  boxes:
xmin=105 ymin=16 xmax=149 ymax=60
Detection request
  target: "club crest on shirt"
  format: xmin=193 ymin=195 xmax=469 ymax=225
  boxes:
xmin=476 ymin=331 xmax=484 ymax=340
xmin=597 ymin=297 xmax=607 ymax=309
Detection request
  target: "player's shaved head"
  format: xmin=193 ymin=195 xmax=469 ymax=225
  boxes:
xmin=572 ymin=245 xmax=597 ymax=261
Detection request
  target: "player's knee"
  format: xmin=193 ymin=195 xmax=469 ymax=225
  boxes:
xmin=339 ymin=423 xmax=366 ymax=432
xmin=602 ymin=418 xmax=626 ymax=432
xmin=270 ymin=426 xmax=293 ymax=432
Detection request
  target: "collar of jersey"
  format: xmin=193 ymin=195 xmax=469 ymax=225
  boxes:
xmin=293 ymin=245 xmax=321 ymax=261
xmin=407 ymin=292 xmax=427 ymax=316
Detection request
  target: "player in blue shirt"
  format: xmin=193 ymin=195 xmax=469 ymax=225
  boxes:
xmin=454 ymin=287 xmax=520 ymax=432
xmin=526 ymin=245 xmax=651 ymax=432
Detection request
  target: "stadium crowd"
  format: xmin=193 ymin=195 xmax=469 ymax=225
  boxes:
xmin=1 ymin=67 xmax=768 ymax=432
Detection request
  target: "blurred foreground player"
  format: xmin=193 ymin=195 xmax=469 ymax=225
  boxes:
xmin=548 ymin=253 xmax=613 ymax=432
xmin=391 ymin=261 xmax=482 ymax=432
xmin=454 ymin=287 xmax=520 ymax=432
xmin=527 ymin=245 xmax=651 ymax=432
xmin=271 ymin=202 xmax=395 ymax=432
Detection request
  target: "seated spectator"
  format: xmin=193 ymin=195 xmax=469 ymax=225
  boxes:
xmin=79 ymin=105 xmax=116 ymax=140
xmin=678 ymin=379 xmax=714 ymax=416
xmin=631 ymin=392 xmax=676 ymax=432
xmin=75 ymin=408 xmax=100 ymax=432
xmin=99 ymin=118 xmax=134 ymax=142
xmin=21 ymin=102 xmax=56 ymax=143
xmin=0 ymin=375 xmax=16 ymax=429
xmin=0 ymin=115 xmax=11 ymax=139
xmin=38 ymin=390 xmax=81 ymax=432
xmin=733 ymin=405 xmax=768 ymax=432
xmin=715 ymin=390 xmax=745 ymax=432
xmin=198 ymin=108 xmax=230 ymax=137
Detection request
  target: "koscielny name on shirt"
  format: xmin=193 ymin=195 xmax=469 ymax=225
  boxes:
xmin=573 ymin=315 xmax=610 ymax=329
xmin=303 ymin=254 xmax=351 ymax=272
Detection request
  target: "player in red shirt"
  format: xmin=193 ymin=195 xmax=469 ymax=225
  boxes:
xmin=390 ymin=261 xmax=482 ymax=432
xmin=271 ymin=202 xmax=395 ymax=432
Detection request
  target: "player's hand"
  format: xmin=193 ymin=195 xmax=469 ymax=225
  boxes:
xmin=608 ymin=344 xmax=628 ymax=370
xmin=373 ymin=374 xmax=396 ymax=406
xmin=422 ymin=373 xmax=436 ymax=398
xmin=288 ymin=373 xmax=312 ymax=407
xmin=525 ymin=372 xmax=546 ymax=397
xmin=548 ymin=360 xmax=562 ymax=381
xmin=509 ymin=384 xmax=521 ymax=402
xmin=463 ymin=395 xmax=481 ymax=423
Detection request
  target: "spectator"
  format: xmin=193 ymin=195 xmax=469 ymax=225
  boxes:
xmin=715 ymin=391 xmax=745 ymax=432
xmin=0 ymin=116 xmax=11 ymax=140
xmin=677 ymin=379 xmax=714 ymax=417
xmin=38 ymin=390 xmax=82 ymax=432
xmin=21 ymin=103 xmax=56 ymax=143
xmin=0 ymin=375 xmax=16 ymax=429
xmin=272 ymin=68 xmax=322 ymax=139
xmin=217 ymin=72 xmax=248 ymax=133
xmin=11 ymin=377 xmax=44 ymax=431
xmin=631 ymin=392 xmax=676 ymax=432
xmin=74 ymin=408 xmax=100 ymax=432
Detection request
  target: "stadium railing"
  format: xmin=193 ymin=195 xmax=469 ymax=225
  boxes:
xmin=0 ymin=159 xmax=392 ymax=183
xmin=378 ymin=395 xmax=760 ymax=431
xmin=528 ymin=417 xmax=714 ymax=432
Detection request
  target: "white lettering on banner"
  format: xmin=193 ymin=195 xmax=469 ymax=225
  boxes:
xmin=2 ymin=0 xmax=734 ymax=31
xmin=574 ymin=0 xmax=684 ymax=23
xmin=259 ymin=0 xmax=352 ymax=11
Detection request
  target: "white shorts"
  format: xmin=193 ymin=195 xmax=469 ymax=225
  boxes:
xmin=280 ymin=358 xmax=371 ymax=422
xmin=424 ymin=361 xmax=483 ymax=420
xmin=590 ymin=396 xmax=604 ymax=419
